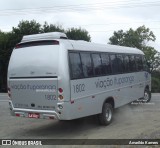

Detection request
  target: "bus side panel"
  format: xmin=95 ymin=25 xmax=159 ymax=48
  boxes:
xmin=68 ymin=73 xmax=141 ymax=119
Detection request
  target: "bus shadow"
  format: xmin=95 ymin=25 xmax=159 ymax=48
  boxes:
xmin=21 ymin=102 xmax=148 ymax=138
xmin=23 ymin=116 xmax=101 ymax=138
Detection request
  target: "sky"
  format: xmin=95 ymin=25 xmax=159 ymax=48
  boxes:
xmin=0 ymin=0 xmax=160 ymax=51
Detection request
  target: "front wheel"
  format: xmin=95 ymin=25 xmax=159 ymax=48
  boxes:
xmin=143 ymin=89 xmax=151 ymax=102
xmin=98 ymin=103 xmax=113 ymax=126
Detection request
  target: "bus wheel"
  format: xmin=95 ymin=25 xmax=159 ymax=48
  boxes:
xmin=98 ymin=103 xmax=113 ymax=126
xmin=143 ymin=89 xmax=151 ymax=102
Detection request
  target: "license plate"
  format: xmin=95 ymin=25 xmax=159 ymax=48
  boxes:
xmin=28 ymin=113 xmax=40 ymax=118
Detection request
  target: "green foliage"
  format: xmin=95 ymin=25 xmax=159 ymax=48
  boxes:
xmin=109 ymin=26 xmax=156 ymax=47
xmin=109 ymin=25 xmax=160 ymax=72
xmin=152 ymin=71 xmax=160 ymax=93
xmin=12 ymin=20 xmax=42 ymax=45
xmin=0 ymin=31 xmax=13 ymax=91
xmin=66 ymin=27 xmax=91 ymax=41
xmin=12 ymin=20 xmax=42 ymax=35
xmin=143 ymin=46 xmax=160 ymax=71
xmin=151 ymin=76 xmax=160 ymax=93
xmin=0 ymin=31 xmax=11 ymax=60
xmin=42 ymin=22 xmax=64 ymax=33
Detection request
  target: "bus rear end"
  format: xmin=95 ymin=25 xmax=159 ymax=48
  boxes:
xmin=8 ymin=39 xmax=62 ymax=120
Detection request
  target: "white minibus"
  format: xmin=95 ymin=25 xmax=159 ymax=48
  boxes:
xmin=7 ymin=32 xmax=151 ymax=125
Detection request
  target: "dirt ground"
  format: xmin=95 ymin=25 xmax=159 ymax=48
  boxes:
xmin=0 ymin=93 xmax=160 ymax=147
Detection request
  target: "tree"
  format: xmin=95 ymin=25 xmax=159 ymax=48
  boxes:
xmin=0 ymin=31 xmax=13 ymax=91
xmin=152 ymin=77 xmax=160 ymax=92
xmin=66 ymin=27 xmax=91 ymax=41
xmin=42 ymin=22 xmax=64 ymax=33
xmin=0 ymin=20 xmax=42 ymax=92
xmin=109 ymin=25 xmax=160 ymax=71
xmin=12 ymin=20 xmax=42 ymax=45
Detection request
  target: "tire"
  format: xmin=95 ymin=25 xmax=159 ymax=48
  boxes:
xmin=98 ymin=103 xmax=113 ymax=126
xmin=143 ymin=89 xmax=151 ymax=102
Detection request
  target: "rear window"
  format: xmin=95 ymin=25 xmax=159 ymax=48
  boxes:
xmin=15 ymin=40 xmax=59 ymax=49
xmin=69 ymin=52 xmax=83 ymax=79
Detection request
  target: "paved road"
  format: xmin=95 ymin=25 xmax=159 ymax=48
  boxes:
xmin=0 ymin=93 xmax=160 ymax=142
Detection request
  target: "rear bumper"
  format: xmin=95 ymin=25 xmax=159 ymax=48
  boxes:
xmin=9 ymin=101 xmax=60 ymax=120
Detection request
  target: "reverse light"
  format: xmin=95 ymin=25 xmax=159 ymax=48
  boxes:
xmin=58 ymin=95 xmax=64 ymax=100
xmin=58 ymin=105 xmax=63 ymax=109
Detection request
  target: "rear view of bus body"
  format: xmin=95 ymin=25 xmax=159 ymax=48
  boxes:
xmin=7 ymin=32 xmax=151 ymax=125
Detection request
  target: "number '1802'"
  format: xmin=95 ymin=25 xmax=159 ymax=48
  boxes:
xmin=73 ymin=84 xmax=85 ymax=93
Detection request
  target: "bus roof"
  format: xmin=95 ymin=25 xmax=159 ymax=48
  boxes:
xmin=62 ymin=40 xmax=144 ymax=55
xmin=20 ymin=32 xmax=144 ymax=55
xmin=21 ymin=32 xmax=67 ymax=43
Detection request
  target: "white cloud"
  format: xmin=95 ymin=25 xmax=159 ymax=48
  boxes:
xmin=0 ymin=0 xmax=160 ymax=51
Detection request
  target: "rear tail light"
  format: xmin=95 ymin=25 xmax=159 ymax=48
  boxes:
xmin=49 ymin=117 xmax=54 ymax=120
xmin=16 ymin=114 xmax=20 ymax=117
xmin=58 ymin=87 xmax=64 ymax=100
xmin=58 ymin=88 xmax=63 ymax=93
xmin=7 ymin=87 xmax=11 ymax=98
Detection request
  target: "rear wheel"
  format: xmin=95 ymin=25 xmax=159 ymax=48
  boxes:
xmin=143 ymin=88 xmax=151 ymax=102
xmin=98 ymin=103 xmax=113 ymax=126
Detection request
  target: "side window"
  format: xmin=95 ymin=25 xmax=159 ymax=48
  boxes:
xmin=110 ymin=54 xmax=118 ymax=74
xmin=129 ymin=55 xmax=136 ymax=72
xmin=135 ymin=55 xmax=143 ymax=71
xmin=101 ymin=53 xmax=112 ymax=75
xmin=116 ymin=54 xmax=124 ymax=73
xmin=92 ymin=53 xmax=102 ymax=76
xmin=80 ymin=52 xmax=94 ymax=77
xmin=69 ymin=52 xmax=83 ymax=79
xmin=123 ymin=55 xmax=130 ymax=73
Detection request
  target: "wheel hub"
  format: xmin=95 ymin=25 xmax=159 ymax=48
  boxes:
xmin=106 ymin=108 xmax=112 ymax=121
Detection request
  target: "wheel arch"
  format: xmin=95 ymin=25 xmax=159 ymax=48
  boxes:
xmin=145 ymin=85 xmax=150 ymax=91
xmin=144 ymin=84 xmax=152 ymax=101
xmin=98 ymin=96 xmax=114 ymax=125
xmin=102 ymin=96 xmax=115 ymax=109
